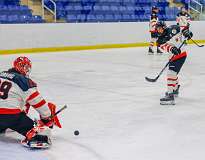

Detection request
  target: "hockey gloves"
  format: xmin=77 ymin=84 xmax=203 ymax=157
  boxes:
xmin=182 ymin=29 xmax=193 ymax=40
xmin=40 ymin=102 xmax=62 ymax=128
xmin=171 ymin=46 xmax=181 ymax=55
xmin=48 ymin=102 xmax=62 ymax=128
xmin=40 ymin=117 xmax=54 ymax=129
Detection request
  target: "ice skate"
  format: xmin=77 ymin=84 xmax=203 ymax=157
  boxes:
xmin=148 ymin=47 xmax=154 ymax=55
xmin=157 ymin=47 xmax=163 ymax=54
xmin=160 ymin=93 xmax=175 ymax=105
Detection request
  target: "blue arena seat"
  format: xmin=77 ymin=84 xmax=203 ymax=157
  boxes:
xmin=104 ymin=14 xmax=115 ymax=22
xmin=96 ymin=14 xmax=104 ymax=22
xmin=0 ymin=15 xmax=7 ymax=23
xmin=87 ymin=14 xmax=97 ymax=22
xmin=77 ymin=14 xmax=86 ymax=22
xmin=66 ymin=14 xmax=77 ymax=22
xmin=110 ymin=5 xmax=119 ymax=13
xmin=113 ymin=14 xmax=122 ymax=21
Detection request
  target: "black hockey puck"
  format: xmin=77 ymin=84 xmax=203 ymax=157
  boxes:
xmin=74 ymin=130 xmax=79 ymax=136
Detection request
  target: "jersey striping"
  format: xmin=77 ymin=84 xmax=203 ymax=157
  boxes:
xmin=0 ymin=69 xmax=51 ymax=118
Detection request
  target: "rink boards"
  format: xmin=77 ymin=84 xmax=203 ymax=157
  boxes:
xmin=0 ymin=21 xmax=205 ymax=54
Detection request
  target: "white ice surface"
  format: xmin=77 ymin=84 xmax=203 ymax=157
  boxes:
xmin=0 ymin=45 xmax=205 ymax=160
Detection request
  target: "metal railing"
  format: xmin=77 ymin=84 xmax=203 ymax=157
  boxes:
xmin=42 ymin=0 xmax=56 ymax=22
xmin=188 ymin=0 xmax=203 ymax=14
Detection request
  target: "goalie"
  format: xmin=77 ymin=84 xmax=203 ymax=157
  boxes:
xmin=0 ymin=56 xmax=61 ymax=149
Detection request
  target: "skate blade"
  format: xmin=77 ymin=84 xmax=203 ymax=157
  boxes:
xmin=148 ymin=53 xmax=154 ymax=55
xmin=160 ymin=101 xmax=175 ymax=105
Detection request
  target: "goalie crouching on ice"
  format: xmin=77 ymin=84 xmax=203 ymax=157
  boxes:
xmin=0 ymin=56 xmax=62 ymax=149
xmin=155 ymin=21 xmax=193 ymax=105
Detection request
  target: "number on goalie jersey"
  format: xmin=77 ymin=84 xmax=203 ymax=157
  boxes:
xmin=0 ymin=62 xmax=50 ymax=117
xmin=0 ymin=56 xmax=61 ymax=149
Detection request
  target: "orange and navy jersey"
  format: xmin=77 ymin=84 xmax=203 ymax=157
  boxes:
xmin=157 ymin=25 xmax=181 ymax=45
xmin=149 ymin=13 xmax=158 ymax=33
xmin=157 ymin=25 xmax=187 ymax=61
xmin=0 ymin=68 xmax=51 ymax=118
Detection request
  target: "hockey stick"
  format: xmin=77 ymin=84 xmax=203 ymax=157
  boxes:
xmin=145 ymin=40 xmax=187 ymax=83
xmin=145 ymin=60 xmax=170 ymax=82
xmin=189 ymin=38 xmax=204 ymax=47
xmin=50 ymin=105 xmax=67 ymax=119
xmin=33 ymin=105 xmax=67 ymax=127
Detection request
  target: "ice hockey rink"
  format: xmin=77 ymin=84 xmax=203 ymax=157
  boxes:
xmin=0 ymin=45 xmax=205 ymax=160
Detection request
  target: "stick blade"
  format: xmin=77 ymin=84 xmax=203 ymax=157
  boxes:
xmin=145 ymin=76 xmax=157 ymax=82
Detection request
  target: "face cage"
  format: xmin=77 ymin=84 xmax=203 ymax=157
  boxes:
xmin=17 ymin=63 xmax=31 ymax=77
xmin=24 ymin=64 xmax=31 ymax=77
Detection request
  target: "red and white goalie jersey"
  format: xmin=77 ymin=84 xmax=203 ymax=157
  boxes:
xmin=0 ymin=68 xmax=51 ymax=118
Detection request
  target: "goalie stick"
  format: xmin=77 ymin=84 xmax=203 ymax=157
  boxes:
xmin=33 ymin=104 xmax=67 ymax=127
xmin=51 ymin=105 xmax=67 ymax=119
xmin=145 ymin=40 xmax=186 ymax=83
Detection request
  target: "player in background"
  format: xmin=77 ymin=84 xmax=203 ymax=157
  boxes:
xmin=148 ymin=6 xmax=163 ymax=54
xmin=176 ymin=6 xmax=191 ymax=31
xmin=155 ymin=21 xmax=193 ymax=105
xmin=0 ymin=56 xmax=61 ymax=148
xmin=176 ymin=7 xmax=191 ymax=43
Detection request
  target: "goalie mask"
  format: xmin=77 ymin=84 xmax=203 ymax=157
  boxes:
xmin=13 ymin=56 xmax=32 ymax=77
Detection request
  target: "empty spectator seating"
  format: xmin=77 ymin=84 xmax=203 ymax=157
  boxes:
xmin=0 ymin=0 xmax=44 ymax=24
xmin=55 ymin=0 xmax=180 ymax=23
xmin=0 ymin=0 xmax=189 ymax=23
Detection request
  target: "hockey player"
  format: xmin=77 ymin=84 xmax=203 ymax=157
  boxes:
xmin=0 ymin=56 xmax=61 ymax=148
xmin=155 ymin=21 xmax=193 ymax=105
xmin=176 ymin=7 xmax=191 ymax=44
xmin=176 ymin=7 xmax=191 ymax=31
xmin=148 ymin=6 xmax=163 ymax=54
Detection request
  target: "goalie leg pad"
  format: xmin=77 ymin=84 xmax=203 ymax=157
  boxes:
xmin=23 ymin=125 xmax=52 ymax=149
